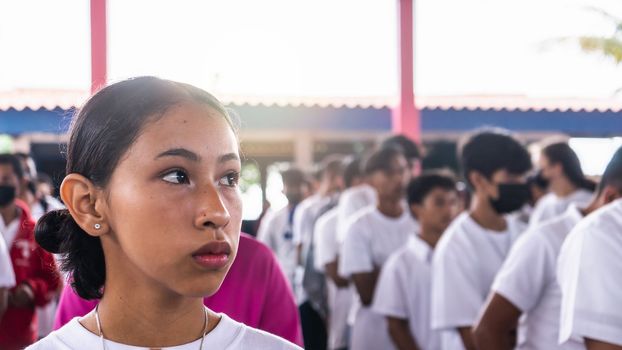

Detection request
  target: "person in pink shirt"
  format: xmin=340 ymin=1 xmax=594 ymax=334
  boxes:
xmin=54 ymin=233 xmax=302 ymax=346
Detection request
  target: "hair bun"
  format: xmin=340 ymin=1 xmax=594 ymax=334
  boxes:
xmin=35 ymin=209 xmax=73 ymax=254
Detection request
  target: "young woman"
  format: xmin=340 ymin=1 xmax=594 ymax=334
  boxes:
xmin=28 ymin=77 xmax=300 ymax=349
xmin=530 ymin=142 xmax=595 ymax=227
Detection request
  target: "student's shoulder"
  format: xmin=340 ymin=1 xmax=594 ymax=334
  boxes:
xmin=223 ymin=315 xmax=302 ymax=349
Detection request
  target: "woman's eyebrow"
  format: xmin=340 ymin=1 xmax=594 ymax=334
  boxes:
xmin=155 ymin=148 xmax=200 ymax=162
xmin=219 ymin=153 xmax=240 ymax=163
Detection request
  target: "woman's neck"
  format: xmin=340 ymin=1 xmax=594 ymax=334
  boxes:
xmin=551 ymin=176 xmax=578 ymax=197
xmin=80 ymin=255 xmax=220 ymax=347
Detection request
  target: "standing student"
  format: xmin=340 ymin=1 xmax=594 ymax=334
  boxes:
xmin=0 ymin=234 xmax=15 ymax=322
xmin=373 ymin=173 xmax=459 ymax=350
xmin=0 ymin=154 xmax=61 ymax=350
xmin=474 ymin=147 xmax=622 ymax=350
xmin=28 ymin=77 xmax=300 ymax=349
xmin=431 ymin=130 xmax=532 ymax=350
xmin=530 ymin=142 xmax=594 ymax=227
xmin=258 ymin=168 xmax=309 ymax=287
xmin=293 ymin=155 xmax=345 ymax=350
xmin=557 ymin=148 xmax=622 ymax=350
xmin=339 ymin=146 xmax=418 ymax=350
xmin=314 ymin=157 xmax=364 ymax=350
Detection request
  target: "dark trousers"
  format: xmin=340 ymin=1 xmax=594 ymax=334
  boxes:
xmin=299 ymin=301 xmax=328 ymax=350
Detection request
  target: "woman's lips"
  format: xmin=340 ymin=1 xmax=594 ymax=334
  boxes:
xmin=192 ymin=241 xmax=231 ymax=270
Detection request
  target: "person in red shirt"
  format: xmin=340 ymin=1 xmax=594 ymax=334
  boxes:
xmin=0 ymin=154 xmax=61 ymax=350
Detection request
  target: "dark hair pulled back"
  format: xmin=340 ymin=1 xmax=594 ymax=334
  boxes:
xmin=542 ymin=142 xmax=596 ymax=192
xmin=35 ymin=77 xmax=234 ymax=299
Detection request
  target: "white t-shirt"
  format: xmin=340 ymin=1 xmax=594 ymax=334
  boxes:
xmin=529 ymin=190 xmax=592 ymax=228
xmin=257 ymin=206 xmax=297 ymax=285
xmin=492 ymin=205 xmax=584 ymax=350
xmin=0 ymin=213 xmax=21 ymax=247
xmin=372 ymin=235 xmax=441 ymax=350
xmin=336 ymin=184 xmax=376 ymax=244
xmin=431 ymin=212 xmax=526 ymax=350
xmin=558 ymin=199 xmax=622 ymax=346
xmin=27 ymin=312 xmax=302 ymax=350
xmin=339 ymin=206 xmax=419 ymax=350
xmin=0 ymin=235 xmax=15 ymax=288
xmin=314 ymin=208 xmax=353 ymax=350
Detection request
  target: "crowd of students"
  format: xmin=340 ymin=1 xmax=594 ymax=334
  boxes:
xmin=257 ymin=131 xmax=622 ymax=350
xmin=0 ymin=77 xmax=620 ymax=350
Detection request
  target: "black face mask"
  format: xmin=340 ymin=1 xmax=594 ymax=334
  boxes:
xmin=490 ymin=183 xmax=531 ymax=214
xmin=0 ymin=185 xmax=16 ymax=207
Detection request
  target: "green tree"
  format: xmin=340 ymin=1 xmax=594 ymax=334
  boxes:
xmin=575 ymin=7 xmax=622 ymax=64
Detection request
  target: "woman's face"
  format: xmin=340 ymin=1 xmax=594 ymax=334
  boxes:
xmin=101 ymin=102 xmax=242 ymax=298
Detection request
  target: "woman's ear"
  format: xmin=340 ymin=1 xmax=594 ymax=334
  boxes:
xmin=60 ymin=173 xmax=109 ymax=237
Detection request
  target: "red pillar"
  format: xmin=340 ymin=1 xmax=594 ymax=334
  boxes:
xmin=90 ymin=0 xmax=107 ymax=93
xmin=392 ymin=0 xmax=421 ymax=142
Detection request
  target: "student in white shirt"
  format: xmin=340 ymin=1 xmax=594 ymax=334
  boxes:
xmin=431 ymin=129 xmax=532 ymax=350
xmin=474 ymin=147 xmax=622 ymax=350
xmin=530 ymin=142 xmax=594 ymax=227
xmin=0 ymin=236 xmax=15 ymax=322
xmin=314 ymin=157 xmax=366 ymax=350
xmin=292 ymin=155 xmax=345 ymax=350
xmin=28 ymin=77 xmax=300 ymax=349
xmin=336 ymin=135 xmax=422 ymax=245
xmin=257 ymin=167 xmax=309 ymax=286
xmin=558 ymin=148 xmax=622 ymax=350
xmin=373 ymin=173 xmax=459 ymax=350
xmin=339 ymin=146 xmax=418 ymax=350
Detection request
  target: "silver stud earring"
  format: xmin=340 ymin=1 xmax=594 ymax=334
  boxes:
xmin=94 ymin=223 xmax=102 ymax=230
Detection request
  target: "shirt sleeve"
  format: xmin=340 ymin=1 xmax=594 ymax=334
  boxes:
xmin=0 ymin=238 xmax=15 ymax=288
xmin=492 ymin=232 xmax=551 ymax=312
xmin=257 ymin=212 xmax=277 ymax=251
xmin=558 ymin=224 xmax=622 ymax=346
xmin=431 ymin=242 xmax=483 ymax=329
xmin=27 ymin=244 xmax=61 ymax=307
xmin=372 ymin=253 xmax=408 ymax=319
xmin=314 ymin=214 xmax=338 ymax=272
xmin=338 ymin=219 xmax=373 ymax=278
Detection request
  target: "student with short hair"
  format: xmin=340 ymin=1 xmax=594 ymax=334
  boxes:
xmin=373 ymin=173 xmax=459 ymax=350
xmin=258 ymin=167 xmax=309 ymax=286
xmin=339 ymin=146 xmax=418 ymax=350
xmin=474 ymin=147 xmax=622 ymax=350
xmin=557 ymin=147 xmax=622 ymax=350
xmin=431 ymin=130 xmax=532 ymax=350
xmin=530 ymin=142 xmax=594 ymax=227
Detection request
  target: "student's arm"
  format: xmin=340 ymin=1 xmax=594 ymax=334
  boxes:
xmin=387 ymin=316 xmax=421 ymax=350
xmin=457 ymin=327 xmax=477 ymax=350
xmin=324 ymin=259 xmax=349 ymax=288
xmin=23 ymin=246 xmax=61 ymax=307
xmin=473 ymin=293 xmax=520 ymax=350
xmin=585 ymin=339 xmax=622 ymax=350
xmin=0 ymin=287 xmax=8 ymax=320
xmin=351 ymin=269 xmax=379 ymax=306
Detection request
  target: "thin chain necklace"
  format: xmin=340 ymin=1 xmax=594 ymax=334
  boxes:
xmin=95 ymin=304 xmax=209 ymax=350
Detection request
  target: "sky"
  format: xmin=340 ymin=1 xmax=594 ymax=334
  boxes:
xmin=1 ymin=0 xmax=621 ymax=99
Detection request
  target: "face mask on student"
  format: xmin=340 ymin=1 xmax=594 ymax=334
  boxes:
xmin=489 ymin=183 xmax=531 ymax=214
xmin=0 ymin=185 xmax=16 ymax=207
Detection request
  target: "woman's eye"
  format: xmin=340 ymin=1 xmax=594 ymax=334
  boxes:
xmin=219 ymin=172 xmax=240 ymax=187
xmin=162 ymin=170 xmax=189 ymax=184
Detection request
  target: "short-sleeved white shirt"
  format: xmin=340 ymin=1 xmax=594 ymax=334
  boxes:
xmin=0 ymin=235 xmax=15 ymax=288
xmin=529 ymin=190 xmax=592 ymax=228
xmin=373 ymin=235 xmax=441 ymax=350
xmin=257 ymin=206 xmax=297 ymax=285
xmin=558 ymin=199 xmax=622 ymax=346
xmin=336 ymin=184 xmax=376 ymax=244
xmin=313 ymin=208 xmax=353 ymax=349
xmin=493 ymin=205 xmax=584 ymax=350
xmin=339 ymin=206 xmax=418 ymax=350
xmin=27 ymin=312 xmax=301 ymax=350
xmin=431 ymin=212 xmax=526 ymax=350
